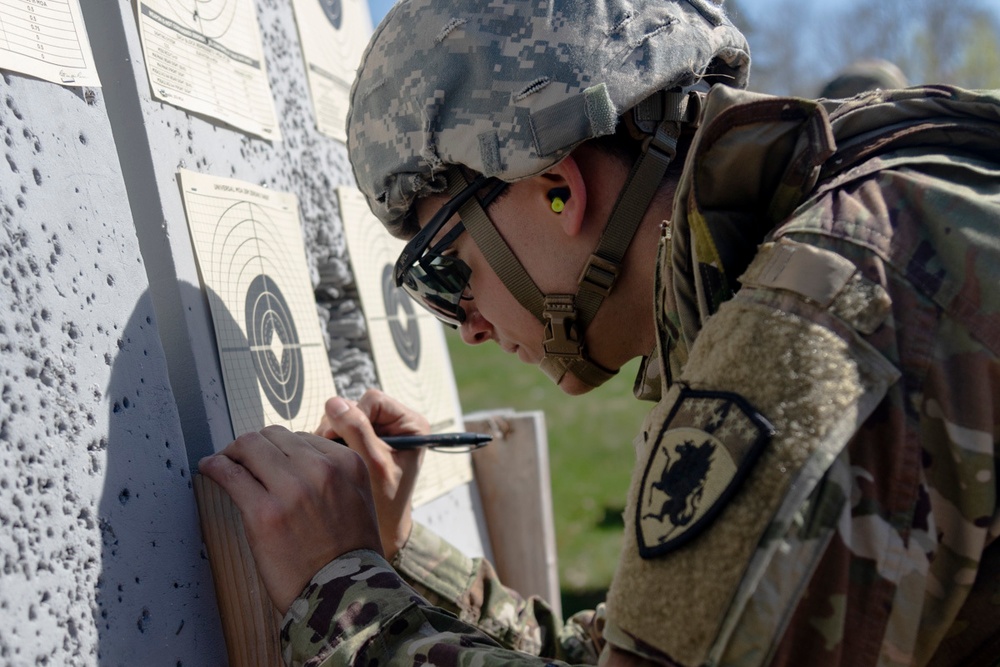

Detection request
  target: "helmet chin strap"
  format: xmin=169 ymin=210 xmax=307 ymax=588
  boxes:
xmin=453 ymin=90 xmax=701 ymax=389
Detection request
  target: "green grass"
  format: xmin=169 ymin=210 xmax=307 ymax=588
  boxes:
xmin=445 ymin=329 xmax=650 ymax=616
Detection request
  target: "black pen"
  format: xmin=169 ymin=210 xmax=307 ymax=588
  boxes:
xmin=331 ymin=432 xmax=493 ymax=450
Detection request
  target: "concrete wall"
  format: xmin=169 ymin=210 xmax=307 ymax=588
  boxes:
xmin=0 ymin=70 xmax=226 ymax=665
xmin=0 ymin=1 xmax=487 ymax=664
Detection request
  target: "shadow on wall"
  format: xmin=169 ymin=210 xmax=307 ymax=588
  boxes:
xmin=96 ymin=286 xmax=236 ymax=665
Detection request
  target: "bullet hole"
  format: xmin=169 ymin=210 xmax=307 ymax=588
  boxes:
xmin=5 ymin=154 xmax=17 ymax=173
xmin=32 ymin=168 xmax=41 ymax=185
xmin=118 ymin=488 xmax=130 ymax=505
xmin=5 ymin=96 xmax=22 ymax=120
xmin=122 ymin=397 xmax=130 ymax=409
xmin=137 ymin=607 xmax=151 ymax=633
xmin=78 ymin=133 xmax=87 ymax=145
xmin=106 ymin=275 xmax=115 ymax=287
xmin=77 ymin=508 xmax=94 ymax=529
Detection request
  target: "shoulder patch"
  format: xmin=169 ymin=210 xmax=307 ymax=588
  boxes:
xmin=637 ymin=388 xmax=773 ymax=559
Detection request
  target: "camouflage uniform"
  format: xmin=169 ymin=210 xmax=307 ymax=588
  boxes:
xmin=280 ymin=83 xmax=1000 ymax=666
xmin=604 ymin=84 xmax=1000 ymax=667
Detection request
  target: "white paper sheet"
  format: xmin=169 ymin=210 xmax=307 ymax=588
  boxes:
xmin=0 ymin=0 xmax=100 ymax=86
xmin=290 ymin=0 xmax=371 ymax=141
xmin=178 ymin=169 xmax=335 ymax=437
xmin=137 ymin=0 xmax=279 ymax=140
xmin=337 ymin=186 xmax=474 ymax=507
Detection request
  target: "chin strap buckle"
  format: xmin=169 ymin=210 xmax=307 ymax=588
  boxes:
xmin=542 ymin=294 xmax=584 ymax=357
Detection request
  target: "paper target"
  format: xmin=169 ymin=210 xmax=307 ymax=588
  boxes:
xmin=137 ymin=0 xmax=279 ymax=139
xmin=337 ymin=186 xmax=472 ymax=507
xmin=179 ymin=169 xmax=337 ymax=438
xmin=289 ymin=0 xmax=372 ymax=140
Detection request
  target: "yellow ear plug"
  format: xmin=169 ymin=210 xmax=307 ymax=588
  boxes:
xmin=551 ymin=197 xmax=565 ymax=213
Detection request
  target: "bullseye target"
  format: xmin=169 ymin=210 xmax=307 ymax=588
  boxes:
xmin=179 ymin=170 xmax=337 ymax=438
xmin=382 ymin=264 xmax=421 ymax=371
xmin=337 ymin=186 xmax=471 ymax=507
xmin=245 ymin=274 xmax=304 ymax=418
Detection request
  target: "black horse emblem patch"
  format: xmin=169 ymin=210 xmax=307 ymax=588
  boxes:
xmin=637 ymin=389 xmax=772 ymax=559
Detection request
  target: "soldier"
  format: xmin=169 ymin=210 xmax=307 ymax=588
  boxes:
xmin=818 ymin=58 xmax=910 ymax=99
xmin=200 ymin=0 xmax=1000 ymax=665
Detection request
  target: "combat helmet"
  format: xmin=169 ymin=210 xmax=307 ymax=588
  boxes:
xmin=347 ymin=0 xmax=750 ymax=389
xmin=818 ymin=58 xmax=909 ymax=99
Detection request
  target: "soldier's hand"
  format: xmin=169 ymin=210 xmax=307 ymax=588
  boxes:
xmin=314 ymin=389 xmax=427 ymax=561
xmin=199 ymin=426 xmax=382 ymax=613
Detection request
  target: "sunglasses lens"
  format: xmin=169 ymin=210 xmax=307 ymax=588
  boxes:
xmin=398 ymin=254 xmax=471 ymax=327
xmin=393 ymin=172 xmax=506 ymax=328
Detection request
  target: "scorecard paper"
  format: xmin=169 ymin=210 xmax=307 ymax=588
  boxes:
xmin=337 ymin=186 xmax=473 ymax=507
xmin=178 ymin=169 xmax=335 ymax=437
xmin=0 ymin=0 xmax=101 ymax=86
xmin=137 ymin=0 xmax=279 ymax=140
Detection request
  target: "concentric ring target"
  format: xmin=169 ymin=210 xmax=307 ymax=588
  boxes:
xmin=382 ymin=264 xmax=421 ymax=371
xmin=245 ymin=274 xmax=304 ymax=419
xmin=163 ymin=0 xmax=240 ymax=40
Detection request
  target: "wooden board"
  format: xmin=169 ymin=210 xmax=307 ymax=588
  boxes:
xmin=468 ymin=410 xmax=561 ymax=618
xmin=194 ymin=475 xmax=282 ymax=667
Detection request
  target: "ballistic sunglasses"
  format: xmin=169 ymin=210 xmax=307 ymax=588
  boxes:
xmin=393 ymin=174 xmax=508 ymax=327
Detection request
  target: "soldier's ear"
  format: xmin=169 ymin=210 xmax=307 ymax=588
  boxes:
xmin=535 ymin=154 xmax=586 ymax=237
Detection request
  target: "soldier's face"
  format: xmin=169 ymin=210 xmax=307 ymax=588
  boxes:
xmin=412 ymin=180 xmax=587 ymax=377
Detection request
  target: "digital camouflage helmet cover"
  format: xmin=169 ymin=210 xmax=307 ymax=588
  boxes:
xmin=347 ymin=0 xmax=750 ymax=388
